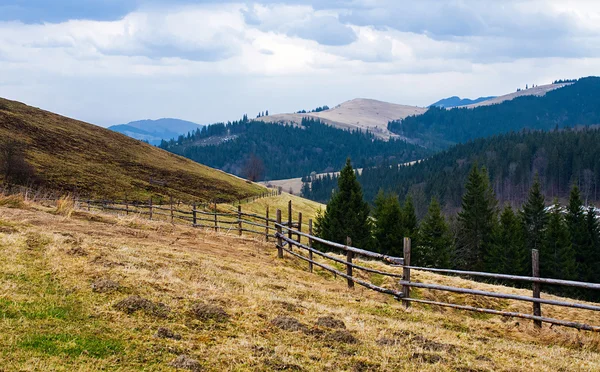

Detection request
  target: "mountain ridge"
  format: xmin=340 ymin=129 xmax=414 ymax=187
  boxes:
xmin=109 ymin=118 xmax=203 ymax=145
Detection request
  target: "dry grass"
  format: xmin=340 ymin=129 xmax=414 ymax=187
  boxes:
xmin=55 ymin=195 xmax=75 ymax=217
xmin=0 ymin=194 xmax=27 ymax=209
xmin=0 ymin=97 xmax=265 ymax=201
xmin=0 ymin=202 xmax=599 ymax=371
xmin=225 ymin=193 xmax=325 ymax=222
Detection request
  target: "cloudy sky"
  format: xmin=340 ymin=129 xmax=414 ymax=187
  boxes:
xmin=1 ymin=0 xmax=599 ymax=127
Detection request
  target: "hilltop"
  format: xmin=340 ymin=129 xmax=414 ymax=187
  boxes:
xmin=0 ymin=196 xmax=598 ymax=370
xmin=0 ymin=97 xmax=264 ymax=201
xmin=256 ymin=99 xmax=426 ymax=140
xmin=460 ymin=82 xmax=572 ymax=108
xmin=109 ymin=118 xmax=203 ymax=145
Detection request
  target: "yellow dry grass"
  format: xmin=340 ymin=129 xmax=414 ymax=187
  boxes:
xmin=0 ymin=201 xmax=599 ymax=371
xmin=223 ymin=193 xmax=325 ymax=222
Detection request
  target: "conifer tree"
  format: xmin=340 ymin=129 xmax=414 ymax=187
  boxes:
xmin=520 ymin=176 xmax=548 ymax=263
xmin=416 ymin=198 xmax=453 ymax=268
xmin=565 ymin=185 xmax=591 ymax=282
xmin=315 ymin=158 xmax=373 ymax=249
xmin=403 ymin=196 xmax=418 ymax=240
xmin=455 ymin=165 xmax=498 ymax=270
xmin=486 ymin=205 xmax=526 ymax=275
xmin=542 ymin=200 xmax=576 ymax=280
xmin=373 ymin=190 xmax=404 ymax=256
xmin=586 ymin=207 xmax=600 ymax=283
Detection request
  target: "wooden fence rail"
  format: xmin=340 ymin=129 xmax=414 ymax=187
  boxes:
xmin=23 ymin=194 xmax=600 ymax=333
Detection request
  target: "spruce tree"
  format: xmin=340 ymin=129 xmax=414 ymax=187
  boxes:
xmin=416 ymin=198 xmax=453 ymax=268
xmin=315 ymin=158 xmax=373 ymax=249
xmin=455 ymin=165 xmax=498 ymax=270
xmin=542 ymin=200 xmax=576 ymax=280
xmin=520 ymin=176 xmax=548 ymax=266
xmin=403 ymin=196 xmax=418 ymax=240
xmin=373 ymin=190 xmax=404 ymax=256
xmin=565 ymin=185 xmax=591 ymax=282
xmin=586 ymin=207 xmax=600 ymax=283
xmin=486 ymin=205 xmax=526 ymax=275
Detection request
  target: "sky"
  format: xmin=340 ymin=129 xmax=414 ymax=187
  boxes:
xmin=1 ymin=0 xmax=599 ymax=127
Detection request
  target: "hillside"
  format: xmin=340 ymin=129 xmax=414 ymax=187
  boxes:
xmin=304 ymin=128 xmax=600 ymax=214
xmin=109 ymin=118 xmax=203 ymax=145
xmin=388 ymin=77 xmax=600 ymax=149
xmin=159 ymin=117 xmax=431 ymax=181
xmin=257 ymin=99 xmax=427 ymax=140
xmin=430 ymin=96 xmax=495 ymax=108
xmin=0 ymin=97 xmax=264 ymax=201
xmin=461 ymin=82 xmax=572 ymax=108
xmin=0 ymin=196 xmax=598 ymax=370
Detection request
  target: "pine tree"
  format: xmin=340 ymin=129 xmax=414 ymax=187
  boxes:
xmin=455 ymin=165 xmax=498 ymax=270
xmin=520 ymin=176 xmax=548 ymax=266
xmin=416 ymin=198 xmax=453 ymax=268
xmin=373 ymin=190 xmax=404 ymax=256
xmin=486 ymin=205 xmax=526 ymax=275
xmin=565 ymin=185 xmax=591 ymax=282
xmin=542 ymin=200 xmax=576 ymax=280
xmin=315 ymin=158 xmax=373 ymax=249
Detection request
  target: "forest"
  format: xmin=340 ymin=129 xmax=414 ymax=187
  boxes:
xmin=159 ymin=117 xmax=430 ymax=181
xmin=316 ymin=160 xmax=600 ymax=301
xmin=388 ymin=77 xmax=600 ymax=149
xmin=304 ymin=128 xmax=600 ymax=218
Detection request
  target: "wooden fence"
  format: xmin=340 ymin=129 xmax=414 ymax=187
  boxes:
xmin=25 ymin=194 xmax=600 ymax=333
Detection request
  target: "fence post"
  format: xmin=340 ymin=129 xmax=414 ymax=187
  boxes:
xmin=308 ymin=219 xmax=313 ymax=273
xmin=149 ymin=197 xmax=153 ymax=220
xmin=192 ymin=203 xmax=197 ymax=226
xmin=402 ymin=237 xmax=411 ymax=308
xmin=346 ymin=236 xmax=354 ymax=288
xmin=265 ymin=206 xmax=270 ymax=242
xmin=532 ymin=249 xmax=542 ymax=328
xmin=125 ymin=196 xmax=129 ymax=216
xmin=276 ymin=209 xmax=283 ymax=258
xmin=87 ymin=199 xmax=91 ymax=211
xmin=213 ymin=202 xmax=218 ymax=232
xmin=170 ymin=196 xmax=174 ymax=224
xmin=287 ymin=200 xmax=292 ymax=245
xmin=238 ymin=205 xmax=242 ymax=236
xmin=297 ymin=212 xmax=303 ymax=245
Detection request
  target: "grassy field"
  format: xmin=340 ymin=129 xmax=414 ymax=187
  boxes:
xmin=0 ymin=97 xmax=265 ymax=201
xmin=0 ymin=195 xmax=599 ymax=371
xmin=221 ymin=192 xmax=325 ymax=222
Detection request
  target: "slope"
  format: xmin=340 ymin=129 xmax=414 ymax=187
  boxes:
xmin=305 ymin=128 xmax=600 ymax=214
xmin=0 ymin=97 xmax=264 ymax=201
xmin=461 ymin=82 xmax=572 ymax=108
xmin=257 ymin=99 xmax=427 ymax=140
xmin=388 ymin=77 xmax=600 ymax=149
xmin=0 ymin=196 xmax=598 ymax=371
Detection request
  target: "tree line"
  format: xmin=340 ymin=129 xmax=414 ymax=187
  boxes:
xmin=303 ymin=128 xmax=600 ymax=216
xmin=316 ymin=159 xmax=600 ymax=300
xmin=159 ymin=117 xmax=430 ymax=181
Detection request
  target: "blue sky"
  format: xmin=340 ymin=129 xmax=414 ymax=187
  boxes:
xmin=1 ymin=0 xmax=599 ymax=126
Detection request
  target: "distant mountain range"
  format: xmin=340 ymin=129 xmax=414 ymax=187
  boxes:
xmin=430 ymin=96 xmax=496 ymax=108
xmin=109 ymin=118 xmax=203 ymax=145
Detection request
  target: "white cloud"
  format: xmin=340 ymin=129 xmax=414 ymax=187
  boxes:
xmin=0 ymin=1 xmax=598 ymax=127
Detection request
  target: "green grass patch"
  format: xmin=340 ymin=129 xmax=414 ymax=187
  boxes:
xmin=369 ymin=273 xmax=385 ymax=287
xmin=19 ymin=333 xmax=124 ymax=358
xmin=0 ymin=298 xmax=76 ymax=320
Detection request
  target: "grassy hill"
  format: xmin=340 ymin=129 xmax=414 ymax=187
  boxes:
xmin=0 ymin=97 xmax=265 ymax=201
xmin=0 ymin=196 xmax=598 ymax=370
xmin=256 ymin=99 xmax=427 ymax=140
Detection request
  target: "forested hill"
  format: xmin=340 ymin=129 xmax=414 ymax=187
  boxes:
xmin=305 ymin=128 xmax=600 ymax=216
xmin=159 ymin=117 xmax=431 ymax=181
xmin=389 ymin=77 xmax=600 ymax=149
